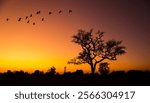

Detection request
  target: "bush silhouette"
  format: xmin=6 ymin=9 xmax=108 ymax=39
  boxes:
xmin=99 ymin=62 xmax=110 ymax=76
xmin=46 ymin=66 xmax=56 ymax=76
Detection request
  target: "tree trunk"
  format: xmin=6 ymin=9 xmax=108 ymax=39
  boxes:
xmin=90 ymin=62 xmax=98 ymax=75
xmin=90 ymin=65 xmax=95 ymax=76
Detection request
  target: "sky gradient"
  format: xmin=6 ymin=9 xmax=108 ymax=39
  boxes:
xmin=0 ymin=0 xmax=150 ymax=73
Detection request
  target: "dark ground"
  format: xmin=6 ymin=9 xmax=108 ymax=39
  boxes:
xmin=0 ymin=70 xmax=150 ymax=86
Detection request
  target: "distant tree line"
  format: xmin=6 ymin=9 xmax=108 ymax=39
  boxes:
xmin=0 ymin=67 xmax=150 ymax=86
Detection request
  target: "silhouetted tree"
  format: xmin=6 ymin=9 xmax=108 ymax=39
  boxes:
xmin=68 ymin=29 xmax=126 ymax=75
xmin=99 ymin=62 xmax=110 ymax=76
xmin=64 ymin=66 xmax=67 ymax=74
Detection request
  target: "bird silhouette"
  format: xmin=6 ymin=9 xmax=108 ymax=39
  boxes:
xmin=59 ymin=10 xmax=62 ymax=14
xmin=27 ymin=20 xmax=30 ymax=23
xmin=36 ymin=11 xmax=41 ymax=14
xmin=69 ymin=10 xmax=72 ymax=13
xmin=18 ymin=17 xmax=22 ymax=21
xmin=49 ymin=12 xmax=52 ymax=15
xmin=30 ymin=14 xmax=33 ymax=17
xmin=6 ymin=18 xmax=9 ymax=21
xmin=25 ymin=16 xmax=28 ymax=19
xmin=41 ymin=18 xmax=44 ymax=21
xmin=33 ymin=22 xmax=35 ymax=25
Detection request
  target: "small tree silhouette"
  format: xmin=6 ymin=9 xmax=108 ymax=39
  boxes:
xmin=99 ymin=62 xmax=110 ymax=76
xmin=47 ymin=66 xmax=56 ymax=75
xmin=68 ymin=29 xmax=126 ymax=75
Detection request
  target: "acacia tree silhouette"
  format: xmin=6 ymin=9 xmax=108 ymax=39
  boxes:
xmin=68 ymin=29 xmax=126 ymax=75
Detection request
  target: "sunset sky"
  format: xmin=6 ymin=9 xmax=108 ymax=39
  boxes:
xmin=0 ymin=0 xmax=150 ymax=73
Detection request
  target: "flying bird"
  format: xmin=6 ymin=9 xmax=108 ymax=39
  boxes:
xmin=25 ymin=16 xmax=28 ymax=19
xmin=36 ymin=11 xmax=41 ymax=14
xmin=59 ymin=10 xmax=62 ymax=14
xmin=49 ymin=12 xmax=52 ymax=15
xmin=30 ymin=14 xmax=33 ymax=17
xmin=69 ymin=10 xmax=72 ymax=13
xmin=41 ymin=18 xmax=44 ymax=21
xmin=18 ymin=17 xmax=22 ymax=21
xmin=6 ymin=18 xmax=9 ymax=21
xmin=27 ymin=20 xmax=30 ymax=23
xmin=36 ymin=11 xmax=39 ymax=14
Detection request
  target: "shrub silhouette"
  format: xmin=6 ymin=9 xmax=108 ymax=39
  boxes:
xmin=68 ymin=29 xmax=126 ymax=75
xmin=33 ymin=70 xmax=43 ymax=75
xmin=99 ymin=62 xmax=110 ymax=76
xmin=73 ymin=69 xmax=84 ymax=76
xmin=46 ymin=66 xmax=56 ymax=76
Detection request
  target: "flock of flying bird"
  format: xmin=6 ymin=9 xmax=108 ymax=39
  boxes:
xmin=5 ymin=10 xmax=73 ymax=25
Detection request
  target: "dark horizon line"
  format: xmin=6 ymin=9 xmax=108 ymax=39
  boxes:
xmin=0 ymin=69 xmax=150 ymax=74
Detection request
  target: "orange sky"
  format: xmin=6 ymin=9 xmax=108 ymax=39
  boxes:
xmin=0 ymin=0 xmax=150 ymax=73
